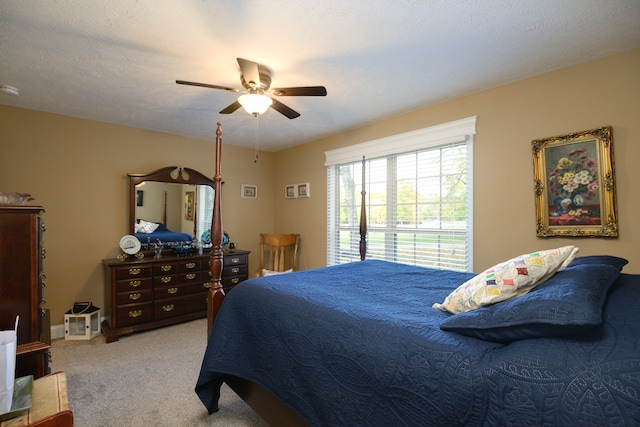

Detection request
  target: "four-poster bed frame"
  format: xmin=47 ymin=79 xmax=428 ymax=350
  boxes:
xmin=205 ymin=123 xmax=366 ymax=425
xmin=199 ymin=123 xmax=640 ymax=427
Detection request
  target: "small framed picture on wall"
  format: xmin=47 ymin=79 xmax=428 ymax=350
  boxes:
xmin=241 ymin=184 xmax=257 ymax=199
xmin=285 ymin=184 xmax=297 ymax=199
xmin=297 ymin=182 xmax=310 ymax=198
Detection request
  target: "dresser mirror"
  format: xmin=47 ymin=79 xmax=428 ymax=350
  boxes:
xmin=128 ymin=166 xmax=215 ymax=249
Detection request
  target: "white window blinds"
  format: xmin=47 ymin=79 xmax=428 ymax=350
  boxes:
xmin=326 ymin=117 xmax=475 ymax=272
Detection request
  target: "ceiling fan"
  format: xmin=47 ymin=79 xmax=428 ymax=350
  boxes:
xmin=176 ymin=58 xmax=327 ymax=119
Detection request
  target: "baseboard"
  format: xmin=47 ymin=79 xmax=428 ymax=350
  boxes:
xmin=51 ymin=324 xmax=65 ymax=340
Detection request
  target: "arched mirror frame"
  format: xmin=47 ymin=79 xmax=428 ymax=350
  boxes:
xmin=128 ymin=166 xmax=216 ymax=240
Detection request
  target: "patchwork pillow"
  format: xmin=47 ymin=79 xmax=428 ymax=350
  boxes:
xmin=137 ymin=219 xmax=159 ymax=234
xmin=261 ymin=268 xmax=294 ymax=277
xmin=440 ymin=262 xmax=621 ymax=342
xmin=433 ymin=246 xmax=579 ymax=314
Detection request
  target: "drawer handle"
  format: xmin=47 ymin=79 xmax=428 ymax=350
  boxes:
xmin=128 ymin=310 xmax=142 ymax=318
xmin=231 ymin=278 xmax=240 ymax=284
xmin=186 ymin=262 xmax=196 ymax=269
xmin=167 ymin=287 xmax=178 ymax=294
xmin=161 ymin=265 xmax=173 ymax=272
xmin=186 ymin=273 xmax=196 ymax=280
xmin=129 ymin=268 xmax=141 ymax=275
xmin=129 ymin=293 xmax=141 ymax=301
xmin=162 ymin=304 xmax=175 ymax=312
xmin=129 ymin=280 xmax=141 ymax=288
xmin=161 ymin=277 xmax=172 ymax=283
xmin=203 ymin=282 xmax=211 ymax=289
xmin=231 ymin=257 xmax=240 ymax=264
xmin=231 ymin=267 xmax=239 ymax=273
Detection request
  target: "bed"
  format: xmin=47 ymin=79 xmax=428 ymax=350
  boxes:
xmin=134 ymin=221 xmax=193 ymax=246
xmin=197 ymin=123 xmax=639 ymax=426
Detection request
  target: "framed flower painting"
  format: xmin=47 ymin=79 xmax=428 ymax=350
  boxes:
xmin=532 ymin=126 xmax=618 ymax=237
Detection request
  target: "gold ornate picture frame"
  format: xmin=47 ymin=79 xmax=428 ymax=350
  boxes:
xmin=184 ymin=191 xmax=194 ymax=220
xmin=532 ymin=126 xmax=618 ymax=238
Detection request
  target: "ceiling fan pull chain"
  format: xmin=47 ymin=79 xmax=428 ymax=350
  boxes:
xmin=254 ymin=115 xmax=260 ymax=163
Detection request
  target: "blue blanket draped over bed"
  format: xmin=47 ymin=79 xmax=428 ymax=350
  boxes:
xmin=134 ymin=223 xmax=192 ymax=244
xmin=195 ymin=260 xmax=640 ymax=426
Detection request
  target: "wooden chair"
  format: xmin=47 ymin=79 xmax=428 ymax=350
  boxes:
xmin=254 ymin=233 xmax=300 ymax=277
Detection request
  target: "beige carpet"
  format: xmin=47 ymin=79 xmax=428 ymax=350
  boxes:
xmin=50 ymin=318 xmax=268 ymax=427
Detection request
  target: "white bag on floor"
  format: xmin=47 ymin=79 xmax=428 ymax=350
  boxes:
xmin=0 ymin=317 xmax=18 ymax=413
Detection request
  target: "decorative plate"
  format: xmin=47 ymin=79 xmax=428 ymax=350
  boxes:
xmin=119 ymin=235 xmax=141 ymax=255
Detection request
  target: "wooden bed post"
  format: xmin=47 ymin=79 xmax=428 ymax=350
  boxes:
xmin=207 ymin=122 xmax=224 ymax=337
xmin=359 ymin=156 xmax=367 ymax=261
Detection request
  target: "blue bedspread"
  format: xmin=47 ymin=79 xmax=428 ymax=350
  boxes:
xmin=134 ymin=231 xmax=192 ymax=244
xmin=195 ymin=260 xmax=640 ymax=426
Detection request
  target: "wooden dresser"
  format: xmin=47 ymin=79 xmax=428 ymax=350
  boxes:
xmin=102 ymin=250 xmax=249 ymax=342
xmin=0 ymin=206 xmax=50 ymax=379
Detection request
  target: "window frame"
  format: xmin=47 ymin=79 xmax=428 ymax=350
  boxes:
xmin=326 ymin=117 xmax=476 ymax=272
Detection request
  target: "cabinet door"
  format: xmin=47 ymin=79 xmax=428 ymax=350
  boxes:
xmin=0 ymin=208 xmax=43 ymax=345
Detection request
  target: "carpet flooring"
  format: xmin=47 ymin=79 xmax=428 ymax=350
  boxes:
xmin=50 ymin=318 xmax=268 ymax=427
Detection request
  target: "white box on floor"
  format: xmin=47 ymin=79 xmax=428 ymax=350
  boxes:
xmin=64 ymin=307 xmax=101 ymax=340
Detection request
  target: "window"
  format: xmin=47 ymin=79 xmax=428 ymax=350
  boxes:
xmin=326 ymin=117 xmax=476 ymax=272
xmin=196 ymin=185 xmax=214 ymax=241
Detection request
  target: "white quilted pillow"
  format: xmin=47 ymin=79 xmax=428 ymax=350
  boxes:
xmin=261 ymin=268 xmax=293 ymax=277
xmin=137 ymin=220 xmax=159 ymax=234
xmin=433 ymin=246 xmax=579 ymax=314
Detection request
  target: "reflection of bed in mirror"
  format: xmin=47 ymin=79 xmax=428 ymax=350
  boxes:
xmin=128 ymin=167 xmax=216 ymax=248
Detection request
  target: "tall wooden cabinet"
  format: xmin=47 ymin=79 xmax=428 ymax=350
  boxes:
xmin=0 ymin=206 xmax=50 ymax=378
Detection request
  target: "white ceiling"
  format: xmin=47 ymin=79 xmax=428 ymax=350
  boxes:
xmin=1 ymin=1 xmax=639 ymax=152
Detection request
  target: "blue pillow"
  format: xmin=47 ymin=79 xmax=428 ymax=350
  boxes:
xmin=568 ymin=255 xmax=628 ymax=271
xmin=440 ymin=263 xmax=622 ymax=343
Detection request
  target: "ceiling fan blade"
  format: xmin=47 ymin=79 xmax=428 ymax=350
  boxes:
xmin=176 ymin=80 xmax=240 ymax=93
xmin=219 ymin=100 xmax=242 ymax=114
xmin=271 ymin=86 xmax=327 ymax=96
xmin=270 ymin=99 xmax=300 ymax=119
xmin=237 ymin=58 xmax=261 ymax=90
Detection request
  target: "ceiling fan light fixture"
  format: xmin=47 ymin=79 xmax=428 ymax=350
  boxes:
xmin=238 ymin=94 xmax=273 ymax=116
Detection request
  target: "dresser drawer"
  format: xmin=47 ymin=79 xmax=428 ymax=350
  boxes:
xmin=154 ymin=281 xmax=207 ymax=299
xmin=222 ymin=275 xmax=245 ymax=291
xmin=153 ymin=262 xmax=178 ymax=275
xmin=115 ymin=277 xmax=153 ymax=293
xmin=178 ymin=270 xmax=202 ymax=283
xmin=178 ymin=259 xmax=201 ymax=272
xmin=116 ymin=289 xmax=152 ymax=305
xmin=116 ymin=302 xmax=153 ymax=327
xmin=153 ymin=273 xmax=178 ymax=287
xmin=223 ymin=253 xmax=248 ymax=267
xmin=114 ymin=265 xmax=153 ymax=280
xmin=154 ymin=293 xmax=206 ymax=320
xmin=223 ymin=264 xmax=248 ymax=277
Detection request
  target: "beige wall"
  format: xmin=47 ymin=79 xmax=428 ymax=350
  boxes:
xmin=0 ymin=111 xmax=275 ymax=325
xmin=1 ymin=48 xmax=638 ymax=327
xmin=274 ymin=48 xmax=640 ymax=273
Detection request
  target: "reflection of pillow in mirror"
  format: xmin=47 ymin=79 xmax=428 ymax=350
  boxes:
xmin=138 ymin=220 xmax=159 ymax=234
xmin=261 ymin=268 xmax=293 ymax=277
xmin=134 ymin=223 xmax=143 ymax=233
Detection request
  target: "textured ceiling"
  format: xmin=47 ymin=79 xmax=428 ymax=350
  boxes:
xmin=1 ymin=1 xmax=639 ymax=152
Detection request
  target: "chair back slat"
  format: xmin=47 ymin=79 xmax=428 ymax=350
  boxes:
xmin=256 ymin=233 xmax=300 ymax=277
